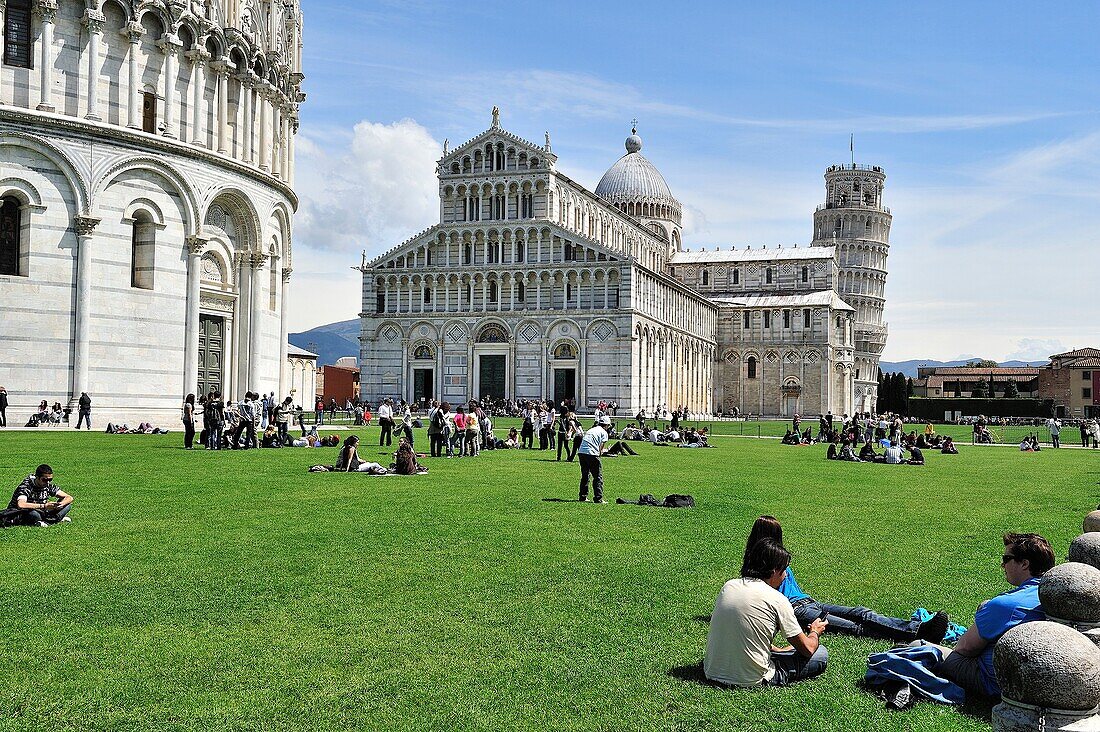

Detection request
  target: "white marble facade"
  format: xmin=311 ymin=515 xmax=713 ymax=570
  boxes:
xmin=0 ymin=0 xmax=304 ymax=425
xmin=358 ymin=117 xmax=891 ymax=417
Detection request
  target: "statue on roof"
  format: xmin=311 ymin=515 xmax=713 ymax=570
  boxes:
xmin=544 ymin=131 xmax=551 ymax=152
xmin=491 ymin=106 xmax=500 ymax=128
xmin=442 ymin=138 xmax=448 ymax=155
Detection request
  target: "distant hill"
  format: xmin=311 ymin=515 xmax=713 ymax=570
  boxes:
xmin=289 ymin=319 xmax=359 ymax=367
xmin=879 ymin=358 xmax=1049 ymax=378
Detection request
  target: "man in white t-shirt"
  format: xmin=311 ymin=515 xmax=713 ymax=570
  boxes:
xmin=884 ymin=441 xmax=904 ymax=464
xmin=377 ymin=398 xmax=394 ymax=447
xmin=577 ymin=415 xmax=611 ymax=503
xmin=705 ymin=539 xmax=828 ymax=687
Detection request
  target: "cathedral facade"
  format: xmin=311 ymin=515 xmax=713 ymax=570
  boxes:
xmin=0 ymin=0 xmax=304 ymax=424
xmin=359 ymin=114 xmax=890 ymax=416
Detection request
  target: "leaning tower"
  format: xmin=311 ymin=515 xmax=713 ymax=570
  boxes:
xmin=811 ymin=164 xmax=891 ymax=413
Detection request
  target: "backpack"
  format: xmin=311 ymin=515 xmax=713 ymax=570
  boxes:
xmin=663 ymin=494 xmax=695 ymax=508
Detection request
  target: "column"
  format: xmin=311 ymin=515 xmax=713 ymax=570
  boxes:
xmin=258 ymin=82 xmax=270 ymax=172
xmin=234 ymin=253 xmax=250 ymax=397
xmin=278 ymin=267 xmax=291 ymax=397
xmin=82 ymin=9 xmax=105 ymax=120
xmin=579 ymin=338 xmax=588 ymax=411
xmin=123 ymin=23 xmax=143 ymax=127
xmin=213 ymin=61 xmax=229 ymax=152
xmin=0 ymin=4 xmax=5 ymax=102
xmin=183 ymin=236 xmax=207 ymax=397
xmin=72 ymin=216 xmax=100 ymax=405
xmin=157 ymin=35 xmax=182 ymax=138
xmin=239 ymin=73 xmax=255 ymax=163
xmin=272 ymin=103 xmax=283 ymax=177
xmin=248 ymin=253 xmax=267 ymax=389
xmin=186 ymin=49 xmax=209 ymax=144
xmin=35 ymin=0 xmax=58 ymax=112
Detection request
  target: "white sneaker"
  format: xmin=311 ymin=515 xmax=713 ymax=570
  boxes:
xmin=36 ymin=521 xmax=49 ymax=527
xmin=59 ymin=516 xmax=72 ymax=523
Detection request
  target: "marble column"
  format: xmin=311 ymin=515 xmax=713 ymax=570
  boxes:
xmin=82 ymin=9 xmax=105 ymax=120
xmin=34 ymin=0 xmax=58 ymax=112
xmin=0 ymin=4 xmax=5 ymax=103
xmin=248 ymin=253 xmax=267 ymax=390
xmin=238 ymin=73 xmax=255 ymax=163
xmin=123 ymin=21 xmax=143 ymax=128
xmin=186 ymin=49 xmax=209 ymax=144
xmin=212 ymin=61 xmax=229 ymax=152
xmin=72 ymin=215 xmax=100 ymax=405
xmin=278 ymin=267 xmax=292 ymax=397
xmin=232 ymin=253 xmax=249 ymax=398
xmin=156 ymin=35 xmax=182 ymax=137
xmin=258 ymin=82 xmax=270 ymax=172
xmin=183 ymin=236 xmax=207 ymax=397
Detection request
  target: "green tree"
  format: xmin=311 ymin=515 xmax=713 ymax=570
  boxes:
xmin=1004 ymin=380 xmax=1020 ymax=398
xmin=971 ymin=378 xmax=987 ymax=398
xmin=965 ymin=359 xmax=999 ymax=368
xmin=894 ymin=373 xmax=909 ymax=415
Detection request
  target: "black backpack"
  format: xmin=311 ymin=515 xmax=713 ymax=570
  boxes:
xmin=663 ymin=494 xmax=695 ymax=508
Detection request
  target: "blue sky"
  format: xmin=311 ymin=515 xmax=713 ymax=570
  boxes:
xmin=288 ymin=0 xmax=1100 ymax=362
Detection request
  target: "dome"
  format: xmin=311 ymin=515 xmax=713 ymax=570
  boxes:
xmin=595 ymin=128 xmax=681 ymax=217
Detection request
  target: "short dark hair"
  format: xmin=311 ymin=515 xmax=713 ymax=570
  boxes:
xmin=35 ymin=464 xmax=52 ymax=477
xmin=742 ymin=515 xmax=783 ymax=573
xmin=1003 ymin=533 xmax=1055 ymax=576
xmin=741 ymin=538 xmax=791 ymax=581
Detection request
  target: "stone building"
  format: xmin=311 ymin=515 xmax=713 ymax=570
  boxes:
xmin=0 ymin=0 xmax=304 ymax=424
xmin=1038 ymin=347 xmax=1100 ymax=418
xmin=358 ymin=114 xmax=892 ymax=416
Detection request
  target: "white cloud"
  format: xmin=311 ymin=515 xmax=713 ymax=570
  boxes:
xmin=1004 ymin=338 xmax=1065 ymax=362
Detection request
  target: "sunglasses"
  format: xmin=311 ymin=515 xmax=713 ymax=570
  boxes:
xmin=1001 ymin=554 xmax=1017 ymax=564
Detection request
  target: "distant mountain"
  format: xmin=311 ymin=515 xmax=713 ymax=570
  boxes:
xmin=289 ymin=319 xmax=359 ymax=367
xmin=880 ymin=359 xmax=1049 ymax=378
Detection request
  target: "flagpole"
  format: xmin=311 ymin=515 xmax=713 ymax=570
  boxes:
xmin=850 ymin=133 xmax=855 ymax=168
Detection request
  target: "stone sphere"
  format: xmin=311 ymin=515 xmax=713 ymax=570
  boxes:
xmin=1069 ymin=533 xmax=1100 ymax=572
xmin=1085 ymin=510 xmax=1100 ymax=533
xmin=1039 ymin=563 xmax=1100 ymax=623
xmin=994 ymin=621 xmax=1100 ymax=710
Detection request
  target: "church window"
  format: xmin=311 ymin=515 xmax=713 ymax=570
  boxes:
xmin=414 ymin=345 xmax=433 ymax=360
xmin=834 ymin=217 xmax=842 ymax=230
xmin=3 ymin=0 xmax=33 ymax=68
xmin=517 ymin=281 xmax=525 ymax=302
xmin=376 ymin=292 xmax=384 ymax=313
xmin=566 ymin=283 xmax=573 ymax=301
xmin=803 ymin=308 xmax=810 ymax=328
xmin=521 ymin=194 xmax=532 ymax=218
xmin=514 ymin=241 xmax=524 ymax=262
xmin=269 ymin=255 xmax=277 ymax=311
xmin=465 ymin=284 xmax=471 ymax=306
xmin=477 ymin=324 xmax=508 ymax=343
xmin=142 ymin=91 xmax=158 ymax=133
xmin=856 ymin=368 xmax=861 ymax=380
xmin=763 ymin=311 xmax=770 ymax=328
xmin=489 ymin=281 xmax=497 ymax=303
xmin=747 ymin=356 xmax=757 ymax=379
xmin=801 ymin=266 xmax=808 ymax=282
xmin=701 ymin=269 xmax=709 ymax=286
xmin=783 ymin=310 xmax=790 ymax=329
xmin=130 ymin=211 xmax=156 ymax=289
xmin=564 ymin=244 xmax=573 ymax=262
xmin=742 ymin=311 xmax=749 ymax=329
xmin=423 ymin=287 xmax=432 ymax=304
xmin=554 ymin=343 xmax=577 ymax=359
xmin=766 ymin=267 xmax=773 ymax=284
xmin=488 ymin=243 xmax=499 ymax=263
xmin=733 ymin=269 xmax=739 ymax=284
xmin=426 ymin=248 xmax=433 ymax=265
xmin=0 ymin=196 xmax=23 ymax=276
xmin=463 ymin=243 xmax=471 ymax=264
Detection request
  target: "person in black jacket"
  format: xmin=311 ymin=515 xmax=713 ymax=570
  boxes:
xmin=0 ymin=386 xmax=7 ymax=427
xmin=75 ymin=392 xmax=92 ymax=430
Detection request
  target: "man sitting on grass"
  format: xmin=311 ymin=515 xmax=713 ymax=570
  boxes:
xmin=920 ymin=533 xmax=1053 ymax=701
xmin=705 ymin=538 xmax=828 ymax=687
xmin=6 ymin=464 xmax=73 ymax=527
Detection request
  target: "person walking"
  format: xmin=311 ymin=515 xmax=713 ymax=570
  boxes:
xmin=273 ymin=396 xmax=292 ymax=446
xmin=0 ymin=386 xmax=7 ymax=427
xmin=75 ymin=392 xmax=92 ymax=430
xmin=1047 ymin=417 xmax=1061 ymax=448
xmin=182 ymin=394 xmax=196 ymax=449
xmin=555 ymin=407 xmax=570 ymax=461
xmin=206 ymin=391 xmax=225 ymax=449
xmin=578 ymin=415 xmax=611 ymax=503
xmin=427 ymin=401 xmax=444 ymax=457
xmin=400 ymin=404 xmax=414 ymax=446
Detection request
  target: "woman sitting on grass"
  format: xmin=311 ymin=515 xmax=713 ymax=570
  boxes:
xmin=742 ymin=516 xmax=949 ymax=643
xmin=941 ymin=436 xmax=958 ymax=454
xmin=335 ymin=435 xmax=386 ymax=473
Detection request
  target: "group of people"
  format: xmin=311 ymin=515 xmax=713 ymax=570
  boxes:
xmin=705 ymin=515 xmax=1054 ymax=709
xmin=183 ymin=391 xmax=304 ymax=450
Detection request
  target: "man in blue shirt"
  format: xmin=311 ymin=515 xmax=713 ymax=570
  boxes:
xmin=929 ymin=533 xmax=1053 ymax=699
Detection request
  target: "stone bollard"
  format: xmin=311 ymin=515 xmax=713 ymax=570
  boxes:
xmin=992 ymin=621 xmax=1100 ymax=732
xmin=1041 ymin=562 xmax=1100 ymax=649
xmin=1069 ymin=533 xmax=1100 ymax=572
xmin=1085 ymin=510 xmax=1100 ymax=534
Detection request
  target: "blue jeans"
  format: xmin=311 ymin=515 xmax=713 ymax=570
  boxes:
xmin=767 ymin=645 xmax=828 ymax=685
xmin=794 ymin=599 xmax=919 ymax=642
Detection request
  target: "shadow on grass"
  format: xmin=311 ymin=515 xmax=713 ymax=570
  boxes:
xmin=853 ymin=677 xmax=995 ymax=720
xmin=693 ymin=614 xmax=711 ymax=624
xmin=668 ymin=660 xmax=739 ymax=690
xmin=542 ymin=498 xmax=585 ymax=503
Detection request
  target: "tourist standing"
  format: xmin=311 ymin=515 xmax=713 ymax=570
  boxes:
xmin=555 ymin=407 xmax=570 ymax=461
xmin=1047 ymin=417 xmax=1061 ymax=448
xmin=182 ymin=394 xmax=196 ymax=449
xmin=274 ymin=396 xmax=292 ymax=445
xmin=427 ymin=400 xmax=443 ymax=457
xmin=401 ymin=404 xmax=414 ymax=446
xmin=206 ymin=392 xmax=225 ymax=449
xmin=577 ymin=415 xmax=611 ymax=503
xmin=378 ymin=398 xmax=394 ymax=446
xmin=0 ymin=386 xmax=7 ymax=427
xmin=75 ymin=392 xmax=91 ymax=430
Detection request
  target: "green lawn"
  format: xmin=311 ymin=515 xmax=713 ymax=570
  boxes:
xmin=0 ymin=429 xmax=1094 ymax=731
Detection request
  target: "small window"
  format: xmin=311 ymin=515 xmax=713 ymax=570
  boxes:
xmin=1083 ymin=371 xmax=1092 ymax=380
xmin=423 ymin=287 xmax=431 ymax=304
xmin=488 ymin=243 xmax=499 ymax=264
xmin=0 ymin=195 xmax=23 ymax=276
xmin=801 ymin=266 xmax=808 ymax=282
xmin=783 ymin=310 xmax=790 ymax=329
xmin=803 ymin=308 xmax=810 ymax=328
xmin=747 ymin=356 xmax=757 ymax=379
xmin=141 ymin=91 xmax=157 ymax=133
xmin=1084 ymin=388 xmax=1092 ymax=399
xmin=515 ymin=242 xmax=524 ymax=262
xmin=701 ymin=269 xmax=709 ymax=285
xmin=742 ymin=311 xmax=749 ymax=329
xmin=376 ymin=292 xmax=384 ymax=313
xmin=763 ymin=311 xmax=771 ymax=328
xmin=566 ymin=283 xmax=573 ymax=301
xmin=733 ymin=269 xmax=739 ymax=284
xmin=4 ymin=0 xmax=33 ymax=69
xmin=426 ymin=248 xmax=433 ymax=266
xmin=489 ymin=281 xmax=497 ymax=303
xmin=517 ymin=281 xmax=525 ymax=302
xmin=130 ymin=212 xmax=155 ymax=289
xmin=463 ymin=244 xmax=471 ymax=265
xmin=766 ymin=267 xmax=773 ymax=284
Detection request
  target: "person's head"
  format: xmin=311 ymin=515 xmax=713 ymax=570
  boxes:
xmin=598 ymin=415 xmax=611 ymax=428
xmin=185 ymin=393 xmax=195 ymax=405
xmin=1001 ymin=533 xmax=1055 ymax=584
xmin=441 ymin=401 xmax=450 ymax=413
xmin=457 ymin=406 xmax=465 ymax=414
xmin=743 ymin=514 xmax=783 ymax=565
xmin=213 ymin=391 xmax=221 ymax=399
xmin=344 ymin=435 xmax=358 ymax=447
xmin=741 ymin=538 xmax=791 ymax=587
xmin=34 ymin=463 xmax=53 ymax=487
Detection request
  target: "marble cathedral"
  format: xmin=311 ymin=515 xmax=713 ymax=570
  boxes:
xmin=359 ymin=111 xmax=890 ymax=416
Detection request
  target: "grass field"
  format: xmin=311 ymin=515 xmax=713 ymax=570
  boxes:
xmin=0 ymin=428 xmax=1095 ymax=731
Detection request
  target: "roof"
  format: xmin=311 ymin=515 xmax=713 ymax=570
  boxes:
xmin=1051 ymin=347 xmax=1100 ymax=360
xmin=920 ymin=367 xmax=1040 ymax=377
xmin=710 ymin=291 xmax=854 ymax=311
xmin=594 ymin=129 xmax=680 ymax=210
xmin=670 ymin=245 xmax=835 ymax=264
xmin=1063 ymin=357 xmax=1100 ymax=367
xmin=287 ymin=343 xmax=318 ymax=358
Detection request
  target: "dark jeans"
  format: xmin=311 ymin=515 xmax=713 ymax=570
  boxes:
xmin=766 ymin=646 xmax=828 ymax=685
xmin=76 ymin=410 xmax=91 ymax=429
xmin=429 ymin=433 xmax=444 ymax=457
xmin=315 ymin=409 xmax=323 ymax=425
xmin=207 ymin=423 xmax=222 ymax=449
xmin=568 ymin=434 xmax=582 ymax=462
xmin=232 ymin=421 xmax=256 ymax=448
xmin=578 ymin=453 xmax=603 ymax=502
xmin=1051 ymin=434 xmax=1060 ymax=448
xmin=521 ymin=425 xmax=533 ymax=448
xmin=15 ymin=503 xmax=72 ymax=526
xmin=793 ymin=599 xmax=919 ymax=642
xmin=0 ymin=406 xmax=6 ymax=426
xmin=556 ymin=432 xmax=570 ymax=460
xmin=277 ymin=422 xmax=289 ymax=445
xmin=184 ymin=419 xmax=195 ymax=448
xmin=538 ymin=427 xmax=548 ymax=450
xmin=402 ymin=424 xmax=414 ymax=445
xmin=380 ymin=419 xmax=393 ymax=446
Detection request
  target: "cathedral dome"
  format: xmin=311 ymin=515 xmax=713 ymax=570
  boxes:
xmin=595 ymin=128 xmax=681 ymax=217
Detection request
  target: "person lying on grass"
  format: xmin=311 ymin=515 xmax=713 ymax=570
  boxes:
xmin=742 ymin=516 xmax=949 ymax=644
xmin=704 ymin=538 xmax=829 ymax=687
xmin=6 ymin=464 xmax=73 ymax=527
xmin=914 ymin=533 xmax=1053 ymax=702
